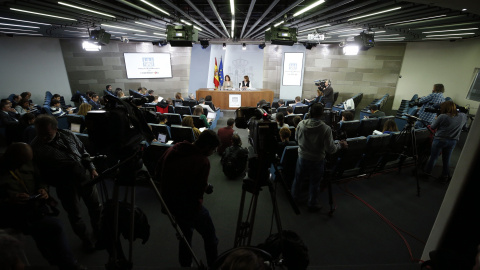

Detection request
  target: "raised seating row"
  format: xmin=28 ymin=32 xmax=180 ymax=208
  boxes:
xmin=332 ymin=93 xmax=363 ymax=113
xmin=336 ymin=116 xmax=395 ymax=138
xmin=359 ymin=94 xmax=389 ymax=119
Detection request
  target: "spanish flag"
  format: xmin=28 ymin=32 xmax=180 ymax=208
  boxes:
xmin=214 ymin=57 xmax=220 ymax=89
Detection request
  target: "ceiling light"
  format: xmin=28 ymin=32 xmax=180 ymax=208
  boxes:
xmin=338 ymin=33 xmax=359 ymax=37
xmin=298 ymin=24 xmax=330 ymax=33
xmin=385 ymin=15 xmax=446 ymax=26
xmin=58 ymin=2 xmax=115 ymax=18
xmin=223 ymin=43 xmax=226 ymax=50
xmin=423 ymin=37 xmax=462 ymax=40
xmin=274 ymin=21 xmax=284 ymax=27
xmin=140 ymin=0 xmax=169 ymax=15
xmin=153 ymin=32 xmax=166 ymax=36
xmin=231 ymin=19 xmax=235 ymax=34
xmin=194 ymin=26 xmax=202 ymax=31
xmin=422 ymin=28 xmax=478 ymax=33
xmin=0 ymin=16 xmax=51 ymax=25
xmin=462 ymin=9 xmax=467 ymax=11
xmin=134 ymin=34 xmax=162 ymax=39
xmin=134 ymin=21 xmax=166 ymax=30
xmin=0 ymin=22 xmax=39 ymax=29
xmin=242 ymin=43 xmax=246 ymax=50
xmin=0 ymin=31 xmax=42 ymax=36
xmin=230 ymin=0 xmax=235 ymax=15
xmin=181 ymin=19 xmax=192 ymax=26
xmin=376 ymin=37 xmax=405 ymax=41
xmin=0 ymin=27 xmax=37 ymax=32
xmin=293 ymin=0 xmax=325 ymax=17
xmin=343 ymin=45 xmax=359 ymax=55
xmin=108 ymin=31 xmax=128 ymax=34
xmin=82 ymin=41 xmax=101 ymax=51
xmin=373 ymin=31 xmax=385 ymax=33
xmin=348 ymin=7 xmax=402 ymax=21
xmin=328 ymin=28 xmax=363 ymax=34
xmin=63 ymin=30 xmax=86 ymax=33
xmin=10 ymin=8 xmax=76 ymax=21
xmin=101 ymin=24 xmax=145 ymax=32
xmin=426 ymin=33 xmax=475 ymax=37
xmin=375 ymin=34 xmax=400 ymax=37
xmin=265 ymin=28 xmax=271 ymax=31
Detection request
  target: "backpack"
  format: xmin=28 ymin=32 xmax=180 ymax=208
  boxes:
xmin=258 ymin=230 xmax=309 ymax=270
xmin=221 ymin=146 xmax=248 ymax=179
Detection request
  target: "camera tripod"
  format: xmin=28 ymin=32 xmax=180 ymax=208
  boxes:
xmin=84 ymin=150 xmax=206 ymax=270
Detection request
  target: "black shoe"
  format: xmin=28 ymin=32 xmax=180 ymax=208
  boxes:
xmin=308 ymin=205 xmax=323 ymax=213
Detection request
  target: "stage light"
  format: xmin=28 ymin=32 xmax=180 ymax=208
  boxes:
xmin=343 ymin=44 xmax=359 ymax=55
xmin=82 ymin=41 xmax=101 ymax=51
xmin=223 ymin=43 xmax=226 ymax=50
xmin=242 ymin=43 xmax=246 ymax=50
xmin=258 ymin=43 xmax=265 ymax=49
xmin=200 ymin=40 xmax=209 ymax=49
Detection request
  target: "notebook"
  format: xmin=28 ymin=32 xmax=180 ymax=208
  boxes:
xmin=207 ymin=112 xmax=216 ymax=120
xmin=71 ymin=123 xmax=81 ymax=133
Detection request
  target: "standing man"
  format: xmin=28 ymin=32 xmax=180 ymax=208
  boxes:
xmin=217 ymin=118 xmax=235 ymax=155
xmin=320 ymin=79 xmax=334 ymax=108
xmin=291 ymin=103 xmax=347 ymax=212
xmin=415 ymin=84 xmax=445 ymax=128
xmin=156 ymin=130 xmax=220 ymax=268
xmin=31 ymin=115 xmax=102 ymax=251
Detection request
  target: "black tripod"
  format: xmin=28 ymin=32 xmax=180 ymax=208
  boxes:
xmin=84 ymin=151 xmax=206 ymax=270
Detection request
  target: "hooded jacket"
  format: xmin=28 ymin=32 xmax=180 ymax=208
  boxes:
xmin=295 ymin=118 xmax=340 ymax=161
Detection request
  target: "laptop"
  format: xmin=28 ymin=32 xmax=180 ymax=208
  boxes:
xmin=207 ymin=112 xmax=216 ymax=120
xmin=71 ymin=123 xmax=81 ymax=133
xmin=157 ymin=133 xmax=167 ymax=143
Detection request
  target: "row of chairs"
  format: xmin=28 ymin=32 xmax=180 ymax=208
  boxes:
xmin=272 ymin=127 xmax=432 ymax=189
xmin=336 ymin=116 xmax=395 ymax=138
xmin=332 ymin=93 xmax=363 ymax=112
xmin=359 ymin=94 xmax=389 ymax=119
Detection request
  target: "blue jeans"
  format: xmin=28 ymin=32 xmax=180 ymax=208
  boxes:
xmin=424 ymin=138 xmax=457 ymax=177
xmin=291 ymin=157 xmax=325 ymax=207
xmin=176 ymin=206 xmax=218 ymax=267
xmin=325 ymin=102 xmax=333 ymax=108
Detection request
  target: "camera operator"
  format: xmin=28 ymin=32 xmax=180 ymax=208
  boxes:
xmin=415 ymin=84 xmax=446 ymax=128
xmin=156 ymin=130 xmax=220 ymax=268
xmin=320 ymin=79 xmax=334 ymax=108
xmin=291 ymin=103 xmax=347 ymax=212
xmin=423 ymin=101 xmax=467 ymax=182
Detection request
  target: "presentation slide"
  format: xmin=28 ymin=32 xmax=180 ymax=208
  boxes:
xmin=124 ymin=53 xmax=172 ymax=79
xmin=282 ymin=52 xmax=304 ymax=86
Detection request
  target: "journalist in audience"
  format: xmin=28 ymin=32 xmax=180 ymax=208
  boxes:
xmin=276 ymin=112 xmax=288 ymax=129
xmin=50 ymin=99 xmax=72 ymax=117
xmin=368 ymin=105 xmax=385 ymax=118
xmin=14 ymin=98 xmax=30 ymax=116
xmin=175 ymin=92 xmax=184 ymax=101
xmin=115 ymin=88 xmax=125 ymax=98
xmin=277 ymin=127 xmax=297 ymax=157
xmin=199 ymin=98 xmax=215 ymax=113
xmin=306 ymin=89 xmax=323 ymax=107
xmin=293 ymin=116 xmax=302 ymax=129
xmin=373 ymin=119 xmax=398 ymax=135
xmin=182 ymin=116 xmax=201 ymax=140
xmin=0 ymin=143 xmax=86 ymax=270
xmin=20 ymin=113 xmax=36 ymax=144
xmin=217 ymin=118 xmax=235 ymax=155
xmin=341 ymin=111 xmax=354 ymax=121
xmin=415 ymin=83 xmax=446 ymax=128
xmin=88 ymin=94 xmax=101 ymax=110
xmin=193 ymin=105 xmax=210 ymax=128
xmin=31 ymin=115 xmax=102 ymax=252
xmin=11 ymin=94 xmax=21 ymax=107
xmin=76 ymin=103 xmax=92 ymax=118
xmin=221 ymin=133 xmax=248 ymax=179
xmin=423 ymin=101 xmax=467 ymax=182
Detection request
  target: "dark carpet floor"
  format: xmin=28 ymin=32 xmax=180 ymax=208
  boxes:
xmin=19 ymin=110 xmax=465 ymax=269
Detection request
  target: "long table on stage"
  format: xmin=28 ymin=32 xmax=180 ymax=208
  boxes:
xmin=196 ymin=88 xmax=274 ymax=110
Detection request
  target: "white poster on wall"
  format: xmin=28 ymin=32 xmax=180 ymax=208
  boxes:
xmin=229 ymin=94 xmax=241 ymax=107
xmin=282 ymin=52 xmax=304 ymax=86
xmin=124 ymin=53 xmax=172 ymax=79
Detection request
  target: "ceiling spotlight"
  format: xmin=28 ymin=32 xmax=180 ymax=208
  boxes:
xmin=343 ymin=44 xmax=359 ymax=55
xmin=242 ymin=43 xmax=246 ymax=50
xmin=258 ymin=43 xmax=265 ymax=49
xmin=82 ymin=41 xmax=101 ymax=51
xmin=223 ymin=43 xmax=226 ymax=50
xmin=305 ymin=42 xmax=317 ymax=50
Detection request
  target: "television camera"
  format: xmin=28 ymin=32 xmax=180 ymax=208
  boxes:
xmin=314 ymin=79 xmax=328 ymax=89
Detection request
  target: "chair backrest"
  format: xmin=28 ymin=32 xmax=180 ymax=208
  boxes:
xmin=161 ymin=113 xmax=182 ymax=126
xmin=414 ymin=128 xmax=432 ymax=155
xmin=148 ymin=123 xmax=171 ymax=141
xmin=333 ymin=92 xmax=339 ymax=103
xmin=279 ymin=145 xmax=300 ymax=187
xmin=67 ymin=115 xmax=85 ymax=133
xmin=285 ymin=100 xmax=295 ymax=106
xmin=143 ymin=143 xmax=172 ymax=176
xmin=288 ymin=126 xmax=296 ymax=141
xmin=173 ymin=99 xmax=183 ymax=107
xmin=377 ymin=116 xmax=395 ymax=131
xmin=170 ymin=125 xmax=195 ymax=143
xmin=129 ymin=89 xmax=146 ymax=98
xmin=293 ymin=105 xmax=308 ymax=116
xmin=394 ymin=117 xmax=408 ymax=131
xmin=205 ymin=101 xmax=215 ymax=111
xmin=203 ymin=107 xmax=208 ymax=116
xmin=330 ymin=137 xmax=367 ymax=176
xmin=285 ymin=114 xmax=302 ymax=127
xmin=358 ymin=118 xmax=379 ymax=137
xmin=340 ymin=120 xmax=361 ymax=138
xmin=174 ymin=105 xmax=192 ymax=117
xmin=277 ymin=106 xmax=287 ymax=115
xmin=190 ymin=115 xmax=206 ymax=128
xmin=362 ymin=134 xmax=392 ymax=169
xmin=183 ymin=99 xmax=198 ymax=108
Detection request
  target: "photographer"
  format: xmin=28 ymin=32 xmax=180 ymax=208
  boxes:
xmin=156 ymin=130 xmax=220 ymax=268
xmin=423 ymin=101 xmax=467 ymax=182
xmin=320 ymin=79 xmax=334 ymax=108
xmin=415 ymin=84 xmax=446 ymax=128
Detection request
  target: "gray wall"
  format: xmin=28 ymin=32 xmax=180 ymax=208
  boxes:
xmin=188 ymin=44 xmax=211 ymax=96
xmin=0 ymin=37 xmax=71 ymax=105
xmin=263 ymin=43 xmax=406 ymax=111
xmin=60 ymin=39 xmax=192 ymax=98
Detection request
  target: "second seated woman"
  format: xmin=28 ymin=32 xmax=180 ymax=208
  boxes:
xmin=241 ymin=75 xmax=251 ymax=89
xmin=223 ymin=75 xmax=233 ymax=90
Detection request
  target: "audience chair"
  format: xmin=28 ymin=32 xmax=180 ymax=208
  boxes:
xmin=173 ymin=99 xmax=183 ymax=107
xmin=67 ymin=115 xmax=86 ymax=133
xmin=276 ymin=106 xmax=287 ymax=115
xmin=143 ymin=142 xmax=172 ymax=177
xmin=333 ymin=92 xmax=339 ymax=103
xmin=182 ymin=99 xmax=198 ymax=109
xmin=285 ymin=114 xmax=302 ymax=127
xmin=293 ymin=105 xmax=309 ymax=116
xmin=361 ymin=134 xmax=392 ymax=173
xmin=285 ymin=100 xmax=295 ymax=106
xmin=358 ymin=118 xmax=379 ymax=137
xmin=274 ymin=145 xmax=299 ymax=189
xmin=205 ymin=101 xmax=215 ymax=111
xmin=148 ymin=123 xmax=171 ymax=141
xmin=161 ymin=113 xmax=182 ymax=126
xmin=340 ymin=120 xmax=361 ymax=138
xmin=288 ymin=126 xmax=296 ymax=142
xmin=376 ymin=116 xmax=395 ymax=131
xmin=191 ymin=115 xmax=207 ymax=129
xmin=174 ymin=105 xmax=192 ymax=117
xmin=170 ymin=125 xmax=195 ymax=143
xmin=328 ymin=137 xmax=367 ymax=178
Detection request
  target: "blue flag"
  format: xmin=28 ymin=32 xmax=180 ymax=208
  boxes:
xmin=219 ymin=57 xmax=224 ymax=87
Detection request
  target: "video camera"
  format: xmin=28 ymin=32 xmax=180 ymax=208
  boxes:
xmin=423 ymin=104 xmax=469 ymax=115
xmin=314 ymin=79 xmax=328 ymax=89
